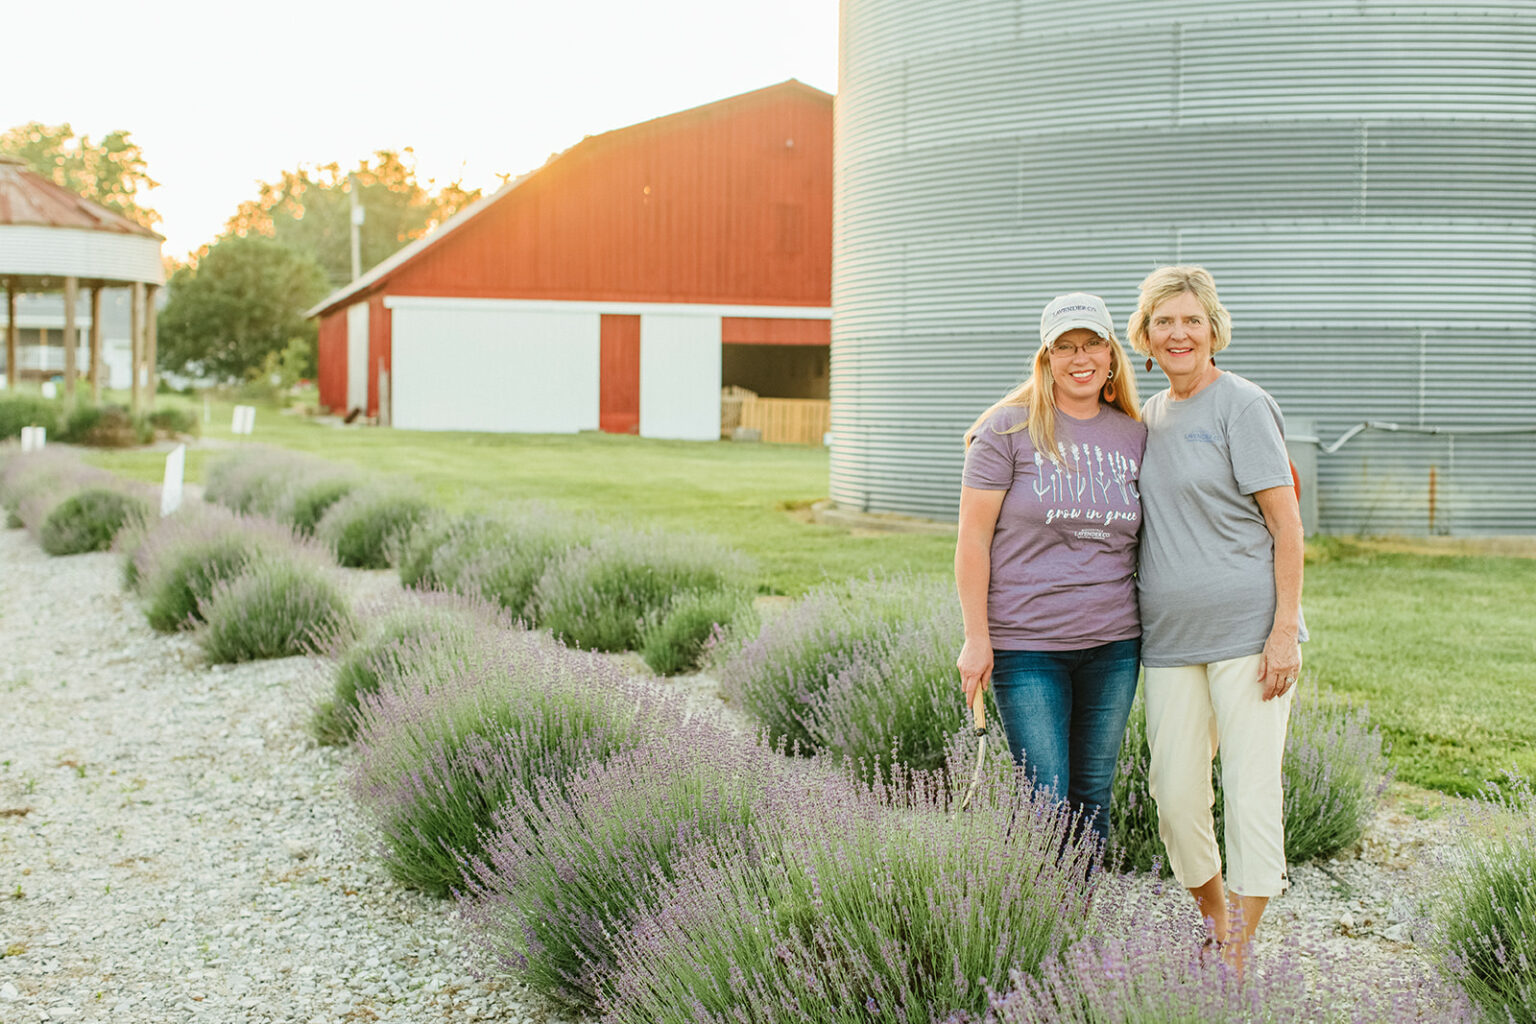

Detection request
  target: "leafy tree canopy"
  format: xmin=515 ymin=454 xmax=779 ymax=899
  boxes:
xmin=157 ymin=234 xmax=329 ymax=383
xmin=224 ymin=149 xmax=481 ymax=288
xmin=0 ymin=122 xmax=161 ymax=231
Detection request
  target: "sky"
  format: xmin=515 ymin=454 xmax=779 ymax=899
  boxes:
xmin=4 ymin=0 xmax=838 ymax=262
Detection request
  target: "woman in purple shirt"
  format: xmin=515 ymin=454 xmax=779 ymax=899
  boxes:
xmin=956 ymin=292 xmax=1147 ymax=850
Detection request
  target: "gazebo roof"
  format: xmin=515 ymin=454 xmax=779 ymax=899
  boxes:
xmin=0 ymin=155 xmax=160 ymax=238
xmin=0 ymin=155 xmax=165 ymax=287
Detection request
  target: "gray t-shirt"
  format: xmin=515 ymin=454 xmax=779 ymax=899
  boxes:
xmin=962 ymin=404 xmax=1146 ymax=650
xmin=1137 ymin=372 xmax=1308 ymax=667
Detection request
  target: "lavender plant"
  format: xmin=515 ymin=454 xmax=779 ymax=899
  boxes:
xmin=311 ymin=602 xmax=480 ymax=745
xmin=1 ymin=448 xmax=110 ymax=531
xmin=1111 ymin=681 xmax=1389 ymax=873
xmin=197 ymin=558 xmax=356 ymax=663
xmin=987 ymin=915 xmax=1475 ymax=1023
xmin=349 ymin=631 xmax=691 ymax=897
xmin=317 ymin=483 xmax=432 ymax=569
xmin=715 ymin=574 xmax=976 ymax=779
xmin=204 ymin=447 xmax=329 ymax=517
xmin=129 ymin=506 xmax=327 ymax=631
xmin=1430 ymin=772 xmax=1536 ymax=1023
xmin=602 ymin=763 xmax=1096 ymax=1024
xmin=460 ymin=732 xmax=770 ymax=1011
xmin=39 ymin=487 xmax=153 ymax=556
xmin=279 ymin=476 xmax=360 ymax=537
xmin=397 ymin=506 xmax=589 ymax=617
xmin=530 ymin=530 xmax=753 ymax=653
xmin=638 ymin=588 xmax=756 ymax=675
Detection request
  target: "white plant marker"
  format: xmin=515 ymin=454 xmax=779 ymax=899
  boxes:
xmin=40 ymin=381 xmax=57 ymax=399
xmin=161 ymin=444 xmax=186 ymax=517
xmin=231 ymin=405 xmax=256 ymax=435
xmin=20 ymin=426 xmax=46 ymax=452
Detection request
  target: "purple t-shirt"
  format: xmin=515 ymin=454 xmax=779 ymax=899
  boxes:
xmin=962 ymin=404 xmax=1147 ymax=650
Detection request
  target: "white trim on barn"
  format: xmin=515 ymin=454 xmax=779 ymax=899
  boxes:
xmin=383 ymin=296 xmax=832 ymax=319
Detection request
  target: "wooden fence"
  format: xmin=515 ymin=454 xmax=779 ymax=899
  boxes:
xmin=737 ymin=396 xmax=830 ymax=446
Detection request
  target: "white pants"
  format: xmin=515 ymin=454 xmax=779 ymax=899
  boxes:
xmin=1144 ymin=653 xmax=1292 ymax=898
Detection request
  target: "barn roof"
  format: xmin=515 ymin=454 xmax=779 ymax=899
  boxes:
xmin=0 ymin=154 xmax=161 ymax=238
xmin=305 ymin=79 xmax=832 ymax=319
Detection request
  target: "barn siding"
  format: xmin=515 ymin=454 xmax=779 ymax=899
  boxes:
xmin=385 ymin=84 xmax=831 ymax=308
xmin=317 ymin=312 xmax=346 ymax=412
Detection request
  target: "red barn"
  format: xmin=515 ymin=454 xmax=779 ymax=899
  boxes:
xmin=308 ymin=80 xmax=832 ymax=441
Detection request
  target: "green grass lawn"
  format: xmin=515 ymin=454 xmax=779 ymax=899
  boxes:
xmin=80 ymin=397 xmax=1536 ymax=794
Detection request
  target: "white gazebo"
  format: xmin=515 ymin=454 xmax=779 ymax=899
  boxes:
xmin=0 ymin=154 xmax=164 ymax=408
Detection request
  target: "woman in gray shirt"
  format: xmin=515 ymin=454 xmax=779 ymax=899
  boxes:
xmin=1127 ymin=265 xmax=1306 ymax=973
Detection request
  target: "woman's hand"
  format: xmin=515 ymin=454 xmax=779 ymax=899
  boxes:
xmin=1258 ymin=628 xmax=1301 ymax=701
xmin=957 ymin=637 xmax=993 ymax=709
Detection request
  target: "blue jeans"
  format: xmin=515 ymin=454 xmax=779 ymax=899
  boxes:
xmin=991 ymin=638 xmax=1140 ymax=850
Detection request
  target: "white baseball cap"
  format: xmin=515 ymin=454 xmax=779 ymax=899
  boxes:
xmin=1040 ymin=292 xmax=1114 ymax=347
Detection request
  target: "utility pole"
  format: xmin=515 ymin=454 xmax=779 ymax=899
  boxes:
xmin=348 ymin=173 xmax=364 ymax=281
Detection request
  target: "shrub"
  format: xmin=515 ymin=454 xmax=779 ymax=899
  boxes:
xmin=398 ymin=506 xmax=589 ymax=617
xmin=57 ymin=401 xmax=151 ymax=447
xmin=531 ymin=530 xmax=753 ymax=652
xmin=602 ymin=762 xmax=1096 ymax=1024
xmin=639 ymin=588 xmax=755 ymax=676
xmin=311 ymin=603 xmax=479 ymax=745
xmin=130 ymin=507 xmax=323 ymax=631
xmin=279 ymin=476 xmax=359 ymax=537
xmin=146 ymin=405 xmax=200 ymax=437
xmin=715 ymin=574 xmax=975 ymax=779
xmin=460 ymin=733 xmax=768 ymax=1011
xmin=198 ymin=558 xmax=355 ymax=663
xmin=989 ymin=910 xmax=1475 ymax=1023
xmin=1430 ymin=773 xmax=1536 ymax=1023
xmin=317 ymin=484 xmax=432 ymax=569
xmin=204 ymin=447 xmax=328 ymax=518
xmin=2 ymin=449 xmax=114 ymax=535
xmin=1111 ymin=681 xmax=1390 ymax=873
xmin=349 ymin=631 xmax=690 ymax=897
xmin=39 ymin=487 xmax=152 ymax=556
xmin=0 ymin=394 xmax=60 ymax=441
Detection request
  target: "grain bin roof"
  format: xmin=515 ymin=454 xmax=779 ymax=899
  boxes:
xmin=0 ymin=155 xmax=165 ymax=286
xmin=0 ymin=155 xmax=160 ymax=237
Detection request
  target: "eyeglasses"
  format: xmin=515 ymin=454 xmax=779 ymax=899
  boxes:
xmin=1048 ymin=336 xmax=1110 ymax=357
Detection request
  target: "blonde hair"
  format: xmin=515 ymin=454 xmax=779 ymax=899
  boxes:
xmin=1126 ymin=265 xmax=1232 ymax=356
xmin=964 ymin=325 xmax=1141 ymax=455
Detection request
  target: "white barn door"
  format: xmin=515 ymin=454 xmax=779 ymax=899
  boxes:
xmin=346 ymin=301 xmax=369 ymax=414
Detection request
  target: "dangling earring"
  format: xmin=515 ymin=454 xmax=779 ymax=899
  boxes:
xmin=1102 ymin=369 xmax=1117 ymax=404
xmin=1210 ymin=357 xmax=1216 ymax=367
xmin=1145 ymin=357 xmax=1154 ymax=372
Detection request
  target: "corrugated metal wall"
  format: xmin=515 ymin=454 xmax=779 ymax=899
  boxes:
xmin=832 ymin=0 xmax=1536 ymax=533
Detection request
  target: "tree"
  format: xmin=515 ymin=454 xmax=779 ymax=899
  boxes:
xmin=224 ymin=149 xmax=481 ymax=288
xmin=0 ymin=122 xmax=161 ymax=230
xmin=157 ymin=235 xmax=329 ymax=382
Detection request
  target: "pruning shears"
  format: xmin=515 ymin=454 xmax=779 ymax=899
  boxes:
xmin=957 ymin=690 xmax=987 ymax=812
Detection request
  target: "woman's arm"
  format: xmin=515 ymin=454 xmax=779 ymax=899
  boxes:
xmin=955 ymin=485 xmax=1006 ymax=709
xmin=1254 ymin=484 xmax=1304 ymax=701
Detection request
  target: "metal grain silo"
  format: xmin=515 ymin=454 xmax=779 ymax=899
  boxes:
xmin=832 ymin=0 xmax=1536 ymax=534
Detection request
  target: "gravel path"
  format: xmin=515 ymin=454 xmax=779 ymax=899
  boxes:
xmin=0 ymin=524 xmax=1461 ymax=1022
xmin=0 ymin=529 xmax=575 ymax=1024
